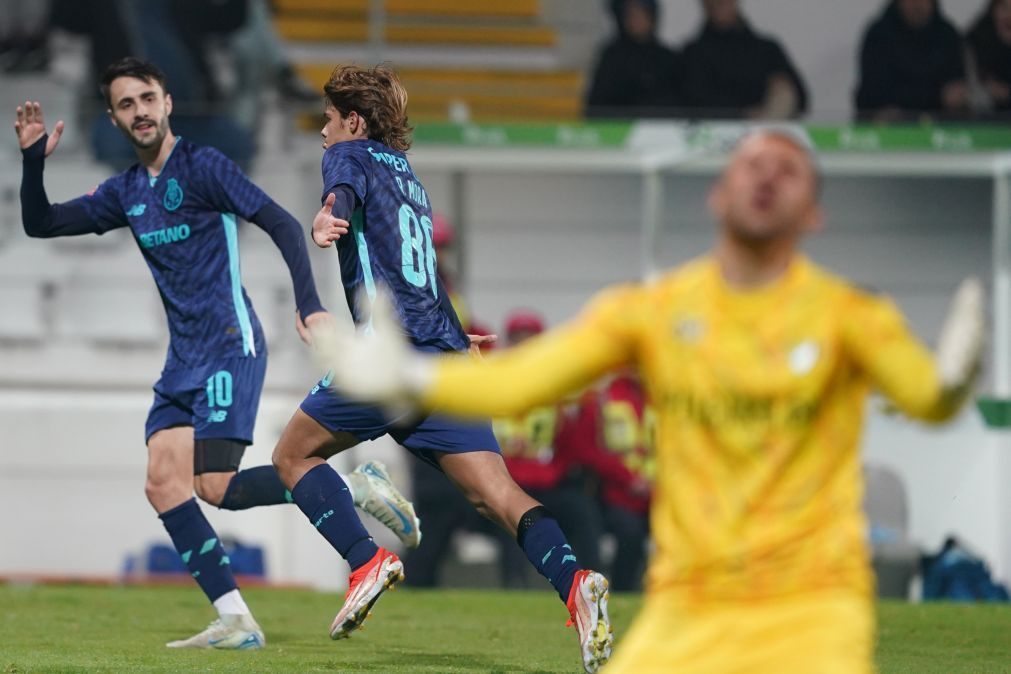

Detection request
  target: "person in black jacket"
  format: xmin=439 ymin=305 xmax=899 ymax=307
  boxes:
xmin=680 ymin=0 xmax=808 ymax=120
xmin=855 ymin=0 xmax=969 ymax=122
xmin=52 ymin=0 xmax=256 ymax=169
xmin=585 ymin=0 xmax=682 ymax=118
xmin=967 ymin=0 xmax=1011 ymax=115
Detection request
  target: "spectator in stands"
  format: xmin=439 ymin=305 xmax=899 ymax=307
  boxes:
xmin=558 ymin=372 xmax=652 ymax=592
xmin=230 ymin=0 xmax=320 ymax=133
xmin=967 ymin=0 xmax=1011 ymax=116
xmin=585 ymin=0 xmax=682 ymax=118
xmin=680 ymin=0 xmax=808 ymax=120
xmin=855 ymin=0 xmax=969 ymax=122
xmin=493 ymin=310 xmax=602 ymax=587
xmin=0 ymin=0 xmax=50 ymax=73
xmin=51 ymin=0 xmax=255 ymax=170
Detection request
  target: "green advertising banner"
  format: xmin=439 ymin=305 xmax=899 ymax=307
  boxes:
xmin=413 ymin=122 xmax=1011 ymax=153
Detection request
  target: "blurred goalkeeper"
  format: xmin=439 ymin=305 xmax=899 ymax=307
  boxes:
xmin=312 ymin=129 xmax=984 ymax=673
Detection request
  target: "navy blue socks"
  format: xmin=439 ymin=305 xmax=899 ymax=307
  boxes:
xmin=517 ymin=506 xmax=581 ymax=602
xmin=218 ymin=466 xmax=291 ymax=510
xmin=291 ymin=463 xmax=378 ymax=570
xmin=159 ymin=498 xmax=237 ymax=602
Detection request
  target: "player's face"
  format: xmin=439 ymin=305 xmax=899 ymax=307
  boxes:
xmin=897 ymin=0 xmax=934 ymax=28
xmin=321 ymin=103 xmax=366 ymax=150
xmin=995 ymin=0 xmax=1011 ymax=44
xmin=107 ymin=76 xmax=172 ymax=150
xmin=702 ymin=0 xmax=739 ymax=28
xmin=710 ymin=134 xmax=821 ymax=245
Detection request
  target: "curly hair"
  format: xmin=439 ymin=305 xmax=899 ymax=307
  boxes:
xmin=324 ymin=64 xmax=413 ymax=152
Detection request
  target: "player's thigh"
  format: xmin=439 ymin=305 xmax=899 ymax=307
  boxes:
xmin=146 ymin=426 xmax=196 ymax=510
xmin=272 ymin=408 xmax=358 ymax=485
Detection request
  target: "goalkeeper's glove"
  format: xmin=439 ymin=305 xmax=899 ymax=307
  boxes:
xmin=936 ymin=276 xmax=985 ymax=397
xmin=309 ymin=290 xmax=433 ymax=411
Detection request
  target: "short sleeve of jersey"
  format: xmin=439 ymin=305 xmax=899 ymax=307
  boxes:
xmin=321 ymin=143 xmax=370 ymax=205
xmin=195 ymin=147 xmax=271 ymax=220
xmin=78 ymin=178 xmax=129 ymax=234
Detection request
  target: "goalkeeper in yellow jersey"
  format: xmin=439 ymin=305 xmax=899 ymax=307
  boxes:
xmin=308 ymin=130 xmax=984 ymax=673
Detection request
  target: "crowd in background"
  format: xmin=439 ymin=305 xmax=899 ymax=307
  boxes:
xmin=0 ymin=0 xmax=316 ymax=169
xmin=587 ymin=0 xmax=1011 ymax=121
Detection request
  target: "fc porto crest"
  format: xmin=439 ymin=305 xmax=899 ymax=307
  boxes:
xmin=163 ymin=178 xmax=184 ymax=211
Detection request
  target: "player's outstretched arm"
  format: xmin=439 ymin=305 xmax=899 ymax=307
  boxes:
xmin=312 ymin=286 xmax=638 ymax=418
xmin=15 ymin=101 xmax=120 ymax=238
xmin=846 ymin=278 xmax=984 ymax=422
xmin=248 ymin=200 xmax=333 ymax=344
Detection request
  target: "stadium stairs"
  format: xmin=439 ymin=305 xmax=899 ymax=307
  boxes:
xmin=273 ymin=0 xmax=585 ymax=125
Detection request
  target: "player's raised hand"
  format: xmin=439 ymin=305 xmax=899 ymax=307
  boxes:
xmin=467 ymin=333 xmax=497 ymax=359
xmin=14 ymin=101 xmax=64 ymax=156
xmin=310 ymin=288 xmax=432 ymax=409
xmin=295 ymin=310 xmax=336 ymax=346
xmin=312 ymin=193 xmax=350 ymax=248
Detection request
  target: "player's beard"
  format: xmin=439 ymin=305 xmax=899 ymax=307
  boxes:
xmin=123 ymin=115 xmax=169 ymax=150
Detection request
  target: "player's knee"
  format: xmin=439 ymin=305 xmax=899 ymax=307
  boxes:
xmin=271 ymin=443 xmax=292 ymax=478
xmin=194 ymin=472 xmax=233 ymax=507
xmin=144 ymin=473 xmax=189 ymax=510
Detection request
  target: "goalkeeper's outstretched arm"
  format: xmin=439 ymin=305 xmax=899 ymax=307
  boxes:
xmin=844 ymin=278 xmax=984 ymax=422
xmin=314 ymin=285 xmax=643 ymax=418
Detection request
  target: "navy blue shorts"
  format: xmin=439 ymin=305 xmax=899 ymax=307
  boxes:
xmin=299 ymin=372 xmax=500 ymax=469
xmin=145 ymin=355 xmax=267 ymax=444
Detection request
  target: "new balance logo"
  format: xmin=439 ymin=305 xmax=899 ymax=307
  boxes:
xmin=126 ymin=204 xmax=147 ymax=217
xmin=208 ymin=410 xmax=228 ymax=423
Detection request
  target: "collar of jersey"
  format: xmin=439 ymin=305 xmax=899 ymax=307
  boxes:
xmin=709 ymin=254 xmax=809 ymax=306
xmin=147 ymin=136 xmax=182 ymax=187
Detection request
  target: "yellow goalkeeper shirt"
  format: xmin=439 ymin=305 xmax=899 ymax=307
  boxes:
xmin=424 ymin=256 xmax=958 ymax=601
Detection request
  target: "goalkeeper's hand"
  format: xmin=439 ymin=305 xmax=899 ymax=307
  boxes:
xmin=936 ymin=277 xmax=985 ymax=396
xmin=308 ymin=290 xmax=433 ymax=409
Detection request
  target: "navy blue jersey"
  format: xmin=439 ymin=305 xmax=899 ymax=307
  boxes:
xmin=79 ymin=138 xmax=270 ymax=368
xmin=322 ymin=140 xmax=468 ymax=352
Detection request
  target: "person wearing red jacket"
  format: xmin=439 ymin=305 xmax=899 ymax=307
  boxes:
xmin=493 ymin=311 xmax=603 ymax=586
xmin=560 ymin=371 xmax=653 ymax=591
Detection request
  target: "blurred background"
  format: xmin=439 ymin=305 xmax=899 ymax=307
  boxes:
xmin=0 ymin=0 xmax=1009 ymax=601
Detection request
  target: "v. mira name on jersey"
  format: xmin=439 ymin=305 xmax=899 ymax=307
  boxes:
xmin=368 ymin=146 xmax=429 ymax=208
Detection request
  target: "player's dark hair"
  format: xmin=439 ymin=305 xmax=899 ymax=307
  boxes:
xmin=99 ymin=57 xmax=168 ymax=108
xmin=324 ymin=64 xmax=413 ymax=152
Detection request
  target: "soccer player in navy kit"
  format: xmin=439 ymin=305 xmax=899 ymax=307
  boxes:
xmin=270 ymin=65 xmax=613 ymax=673
xmin=15 ymin=58 xmax=421 ymax=650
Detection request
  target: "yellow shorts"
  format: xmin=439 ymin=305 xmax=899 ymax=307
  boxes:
xmin=604 ymin=590 xmax=874 ymax=674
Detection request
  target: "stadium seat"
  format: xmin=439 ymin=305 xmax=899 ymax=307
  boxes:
xmin=53 ymin=279 xmax=163 ymax=347
xmin=386 ymin=0 xmax=540 ymax=19
xmin=863 ymin=463 xmax=921 ymax=599
xmin=294 ymin=66 xmax=584 ymax=124
xmin=0 ymin=283 xmax=47 ymax=344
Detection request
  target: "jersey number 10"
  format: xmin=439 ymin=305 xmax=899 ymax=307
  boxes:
xmin=398 ymin=203 xmax=438 ymax=299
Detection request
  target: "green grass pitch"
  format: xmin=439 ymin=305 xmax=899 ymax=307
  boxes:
xmin=0 ymin=585 xmax=1008 ymax=673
